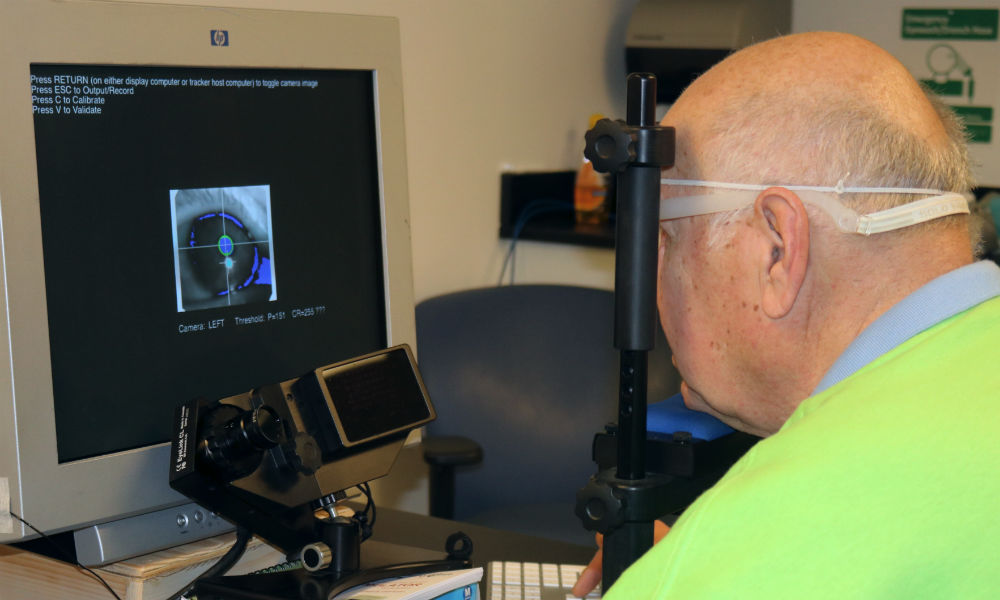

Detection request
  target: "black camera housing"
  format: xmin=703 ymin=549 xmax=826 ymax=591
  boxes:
xmin=169 ymin=344 xmax=435 ymax=557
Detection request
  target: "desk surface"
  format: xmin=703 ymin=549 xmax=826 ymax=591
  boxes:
xmin=370 ymin=505 xmax=596 ymax=567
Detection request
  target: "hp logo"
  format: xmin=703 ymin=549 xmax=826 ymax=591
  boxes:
xmin=211 ymin=30 xmax=229 ymax=46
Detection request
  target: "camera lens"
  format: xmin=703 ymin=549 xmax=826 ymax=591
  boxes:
xmin=244 ymin=405 xmax=282 ymax=449
xmin=201 ymin=405 xmax=283 ymax=478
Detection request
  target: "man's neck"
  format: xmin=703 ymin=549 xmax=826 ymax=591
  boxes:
xmin=769 ymin=227 xmax=975 ymax=430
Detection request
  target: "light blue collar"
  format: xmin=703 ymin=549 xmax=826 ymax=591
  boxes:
xmin=813 ymin=261 xmax=1000 ymax=394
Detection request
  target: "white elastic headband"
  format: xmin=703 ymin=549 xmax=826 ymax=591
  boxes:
xmin=660 ymin=178 xmax=969 ymax=235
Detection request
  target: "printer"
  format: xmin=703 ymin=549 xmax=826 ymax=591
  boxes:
xmin=625 ymin=0 xmax=792 ymax=104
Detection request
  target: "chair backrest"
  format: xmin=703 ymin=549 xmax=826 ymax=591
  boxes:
xmin=415 ymin=284 xmax=680 ymax=524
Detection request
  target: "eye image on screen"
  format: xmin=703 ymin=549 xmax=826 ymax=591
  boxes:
xmin=170 ymin=185 xmax=277 ymax=312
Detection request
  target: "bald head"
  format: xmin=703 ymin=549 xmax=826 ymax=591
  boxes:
xmin=655 ymin=33 xmax=976 ymax=434
xmin=664 ymin=32 xmax=970 ymax=203
xmin=678 ymin=32 xmax=944 ymax=139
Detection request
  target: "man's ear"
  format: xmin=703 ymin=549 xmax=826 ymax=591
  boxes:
xmin=755 ymin=188 xmax=809 ymax=319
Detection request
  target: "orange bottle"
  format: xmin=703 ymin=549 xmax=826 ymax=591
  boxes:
xmin=575 ymin=113 xmax=609 ymax=224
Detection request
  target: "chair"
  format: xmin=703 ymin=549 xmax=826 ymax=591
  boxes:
xmin=415 ymin=284 xmax=681 ymax=545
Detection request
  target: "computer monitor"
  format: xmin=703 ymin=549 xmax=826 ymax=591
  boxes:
xmin=0 ymin=0 xmax=416 ymax=565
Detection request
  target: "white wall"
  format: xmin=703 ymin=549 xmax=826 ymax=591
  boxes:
xmin=127 ymin=0 xmax=633 ymax=302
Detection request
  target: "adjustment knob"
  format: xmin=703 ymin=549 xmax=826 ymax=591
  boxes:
xmin=291 ymin=433 xmax=323 ymax=475
xmin=300 ymin=542 xmax=333 ymax=572
xmin=575 ymin=477 xmax=626 ymax=533
xmin=584 ymin=119 xmax=634 ymax=174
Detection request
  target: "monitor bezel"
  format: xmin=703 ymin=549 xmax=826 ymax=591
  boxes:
xmin=0 ymin=0 xmax=415 ymax=543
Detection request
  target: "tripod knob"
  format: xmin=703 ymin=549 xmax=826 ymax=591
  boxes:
xmin=584 ymin=119 xmax=634 ymax=174
xmin=575 ymin=476 xmax=626 ymax=533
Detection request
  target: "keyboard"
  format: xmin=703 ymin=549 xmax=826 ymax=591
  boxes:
xmin=486 ymin=561 xmax=601 ymax=600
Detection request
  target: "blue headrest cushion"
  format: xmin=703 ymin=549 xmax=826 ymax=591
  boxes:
xmin=647 ymin=393 xmax=734 ymax=441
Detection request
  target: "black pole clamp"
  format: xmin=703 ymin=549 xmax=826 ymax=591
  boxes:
xmin=584 ymin=118 xmax=675 ymax=173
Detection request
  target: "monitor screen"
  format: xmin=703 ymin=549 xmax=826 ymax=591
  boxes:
xmin=0 ymin=0 xmax=416 ymax=564
xmin=31 ymin=63 xmax=386 ymax=463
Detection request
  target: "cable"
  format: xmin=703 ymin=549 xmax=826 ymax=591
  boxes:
xmin=499 ymin=199 xmax=566 ymax=284
xmin=364 ymin=483 xmax=376 ymax=532
xmin=498 ymin=200 xmax=572 ymax=285
xmin=355 ymin=482 xmax=376 ymax=541
xmin=8 ymin=510 xmax=123 ymax=600
xmin=164 ymin=525 xmax=253 ymax=600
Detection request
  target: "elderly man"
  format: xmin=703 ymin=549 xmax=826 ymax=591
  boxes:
xmin=574 ymin=31 xmax=1000 ymax=598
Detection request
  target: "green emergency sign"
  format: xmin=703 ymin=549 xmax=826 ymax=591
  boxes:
xmin=902 ymin=9 xmax=998 ymax=40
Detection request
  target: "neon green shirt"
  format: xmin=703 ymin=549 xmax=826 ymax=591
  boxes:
xmin=606 ymin=296 xmax=1000 ymax=598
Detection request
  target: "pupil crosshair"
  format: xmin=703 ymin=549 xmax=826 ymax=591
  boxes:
xmin=218 ymin=234 xmax=235 ymax=256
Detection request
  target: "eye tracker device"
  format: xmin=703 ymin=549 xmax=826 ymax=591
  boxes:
xmin=169 ymin=345 xmax=471 ymax=600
